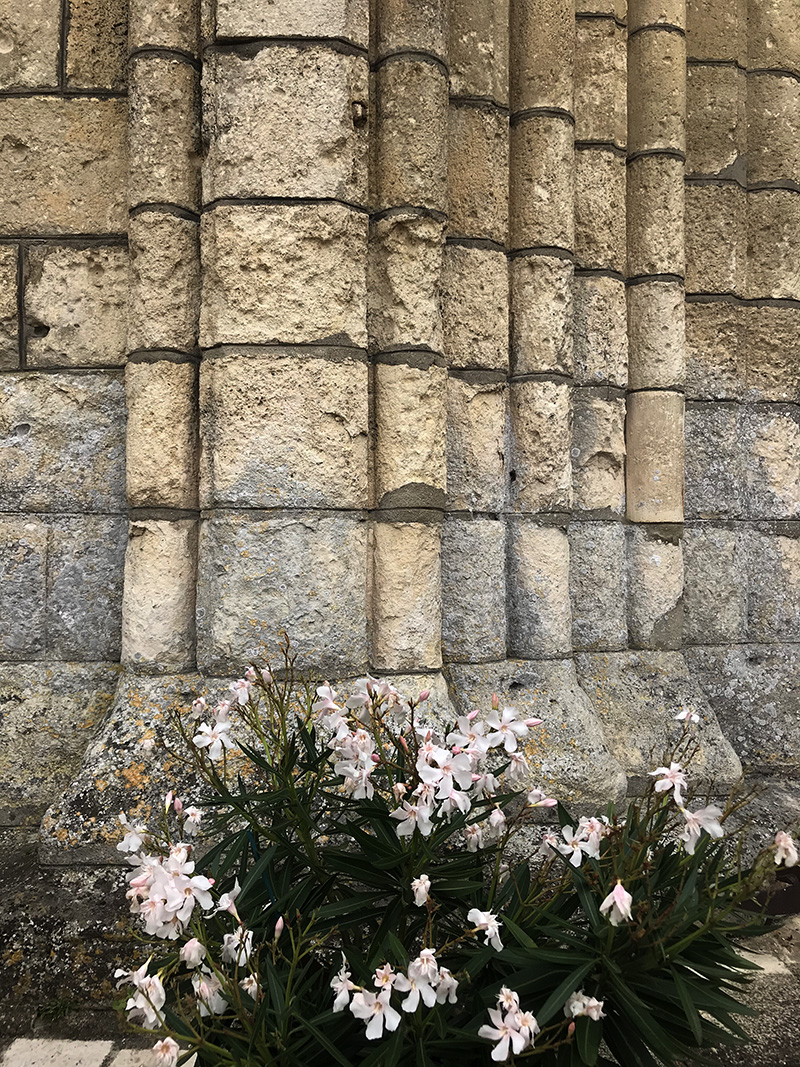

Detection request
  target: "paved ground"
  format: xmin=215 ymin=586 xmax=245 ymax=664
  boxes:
xmin=0 ymin=1043 xmax=197 ymax=1067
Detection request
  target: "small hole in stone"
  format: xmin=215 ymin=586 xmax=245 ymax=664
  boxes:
xmin=509 ymin=470 xmax=517 ymax=482
xmin=28 ymin=321 xmax=50 ymax=339
xmin=13 ymin=423 xmax=30 ymax=438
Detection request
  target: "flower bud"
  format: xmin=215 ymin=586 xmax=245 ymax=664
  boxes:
xmin=417 ymin=689 xmax=431 ymax=703
xmin=568 ymin=1022 xmax=575 ymax=1037
xmin=274 ymin=915 xmax=285 ymax=940
xmin=491 ymin=692 xmax=500 ymax=710
xmin=165 ymin=791 xmax=173 ymax=812
xmin=261 ymin=668 xmax=272 ymax=684
xmin=173 ymin=796 xmax=183 ymax=814
xmin=393 ymin=782 xmax=408 ymax=802
xmin=371 ymin=753 xmax=381 ymax=764
xmin=468 ymin=709 xmax=479 ymax=721
xmin=245 ymin=667 xmax=258 ymax=682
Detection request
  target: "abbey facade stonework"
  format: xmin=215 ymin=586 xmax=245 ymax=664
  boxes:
xmin=0 ymin=0 xmax=798 ymax=1019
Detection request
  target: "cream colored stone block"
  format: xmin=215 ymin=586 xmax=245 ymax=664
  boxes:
xmin=0 ymin=245 xmax=19 ymax=369
xmin=745 ymin=305 xmax=800 ymax=402
xmin=66 ymin=0 xmax=127 ymax=90
xmin=376 ymin=0 xmax=447 ymax=58
xmin=627 ymin=280 xmax=685 ymax=389
xmin=1 ymin=1040 xmax=115 ymax=1067
xmin=571 ymin=393 xmax=626 ymax=513
xmin=203 ymin=47 xmax=368 ymax=203
xmin=200 ymin=203 xmax=367 ymax=347
xmin=747 ymin=0 xmax=800 ymax=72
xmin=122 ymin=519 xmax=197 ymax=669
xmin=367 ymin=212 xmax=444 ymax=353
xmin=374 ymin=363 xmax=446 ymax=503
xmin=128 ymin=211 xmax=200 ymax=352
xmin=686 ymin=0 xmax=746 ymax=63
xmin=628 ymin=28 xmax=686 ymax=154
xmin=573 ymin=275 xmax=627 ymax=387
xmin=129 ymin=0 xmax=199 ymax=51
xmin=510 ymin=0 xmax=572 ymax=112
xmin=747 ymin=190 xmax=800 ymax=301
xmin=129 ymin=55 xmax=199 ymax=210
xmin=510 ymin=256 xmax=572 ymax=376
xmin=215 ymin=0 xmax=367 ymax=45
xmin=441 ymin=245 xmax=508 ymax=370
xmin=509 ymin=380 xmax=572 ymax=512
xmin=686 ymin=184 xmax=746 ymax=294
xmin=743 ymin=405 xmax=800 ymax=519
xmin=627 ymin=155 xmax=684 ymax=277
xmin=449 ymin=0 xmax=509 ymax=103
xmin=686 ymin=64 xmax=745 ymax=175
xmin=0 ymin=0 xmax=59 ymax=89
xmin=126 ymin=361 xmax=198 ymax=509
xmin=446 ymin=376 xmax=505 ymax=511
xmin=685 ymin=300 xmax=744 ymax=399
xmin=371 ymin=521 xmax=442 ymax=670
xmin=510 ymin=116 xmax=574 ymax=251
xmin=200 ymin=351 xmax=368 ymax=509
xmin=748 ymin=74 xmax=800 ymax=186
xmin=626 ymin=390 xmax=684 ymax=522
xmin=447 ymin=104 xmax=508 ymax=243
xmin=628 ymin=527 xmax=684 ymax=650
xmin=0 ymin=98 xmax=127 ymax=234
xmin=628 ymin=0 xmax=685 ymax=31
xmin=574 ymin=149 xmax=625 ymax=271
xmin=25 ymin=245 xmax=128 ymax=367
xmin=375 ymin=59 xmax=448 ymax=212
xmin=507 ymin=520 xmax=571 ymax=656
xmin=575 ymin=18 xmax=626 ymax=145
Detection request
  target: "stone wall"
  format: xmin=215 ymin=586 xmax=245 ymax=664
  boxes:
xmin=0 ymin=0 xmax=798 ymax=919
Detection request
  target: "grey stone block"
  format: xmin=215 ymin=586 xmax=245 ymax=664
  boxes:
xmin=445 ymin=376 xmax=505 ymax=512
xmin=0 ymin=517 xmax=47 ymax=659
xmin=569 ymin=522 xmax=627 ymax=651
xmin=0 ymin=372 xmax=126 ymax=513
xmin=683 ymin=525 xmax=747 ymax=644
xmin=685 ymin=402 xmax=744 ymax=519
xmin=196 ymin=513 xmax=368 ymax=676
xmin=741 ymin=405 xmax=800 ymax=520
xmin=746 ymin=529 xmax=800 ymax=642
xmin=507 ymin=520 xmax=572 ymax=657
xmin=685 ymin=300 xmax=745 ymax=401
xmin=627 ymin=526 xmax=684 ymax=651
xmin=576 ymin=650 xmax=743 ymax=792
xmin=441 ymin=516 xmax=506 ymax=662
xmin=446 ymin=659 xmax=628 ymax=807
xmin=0 ymin=245 xmax=18 ymax=370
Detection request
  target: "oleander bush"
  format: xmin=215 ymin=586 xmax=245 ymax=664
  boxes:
xmin=114 ymin=639 xmax=798 ymax=1067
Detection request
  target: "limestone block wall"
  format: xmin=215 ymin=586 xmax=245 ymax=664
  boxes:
xmin=0 ymin=0 xmax=799 ymax=864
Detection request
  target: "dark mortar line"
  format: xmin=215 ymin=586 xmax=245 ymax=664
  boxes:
xmin=575 ymin=11 xmax=627 ymax=30
xmin=444 ymin=510 xmax=503 ymax=521
xmin=0 ymin=365 xmax=125 ymax=375
xmin=685 ymin=174 xmax=745 ymax=189
xmin=509 ymin=371 xmax=573 ymax=386
xmin=371 ymin=204 xmax=448 ymax=224
xmin=15 ymin=245 xmax=25 ymax=369
xmin=370 ymin=507 xmax=444 ymax=524
xmin=129 ymin=46 xmax=201 ymax=70
xmin=372 ymin=50 xmax=448 ymax=77
xmin=130 ymin=202 xmax=201 ymax=223
xmin=627 ymin=147 xmax=686 ymax=165
xmin=685 ymin=292 xmax=800 ymax=308
xmin=574 ymin=267 xmax=625 ymax=281
xmin=627 ymin=384 xmax=685 ymax=395
xmin=628 ymin=22 xmax=685 ymax=39
xmin=127 ymin=349 xmax=200 ymax=365
xmin=371 ymin=349 xmax=446 ymax=369
xmin=129 ymin=508 xmax=200 ymax=520
xmin=371 ymin=343 xmax=444 ymax=360
xmin=0 ymin=234 xmax=128 ymax=245
xmin=511 ymin=106 xmax=575 ymax=127
xmin=749 ymin=65 xmax=800 ymax=85
xmin=508 ymin=245 xmax=574 ymax=262
xmin=573 ymin=381 xmax=627 ymax=395
xmin=0 ymin=88 xmax=127 ymax=99
xmin=207 ymin=36 xmax=368 ymax=58
xmin=627 ymin=272 xmax=684 ymax=287
xmin=204 ymin=343 xmax=368 ymax=363
xmin=749 ymin=180 xmax=800 ymax=195
xmin=575 ymin=140 xmax=627 ymax=157
xmin=449 ymin=94 xmax=509 ymax=115
xmin=58 ymin=0 xmax=68 ymax=88
xmin=203 ymin=195 xmax=369 ymax=215
xmin=448 ymin=367 xmax=507 ymax=384
xmin=445 ymin=236 xmax=506 ymax=252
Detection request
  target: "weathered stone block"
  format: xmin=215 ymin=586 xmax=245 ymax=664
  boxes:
xmin=375 ymin=363 xmax=446 ymax=504
xmin=447 ymin=104 xmax=508 ymax=243
xmin=0 ymin=0 xmax=59 ymax=89
xmin=574 ymin=149 xmax=625 ymax=271
xmin=47 ymin=516 xmax=127 ymax=660
xmin=447 ymin=659 xmax=628 ymax=806
xmin=576 ymin=650 xmax=742 ymax=790
xmin=509 ymin=0 xmax=573 ymax=113
xmin=129 ymin=0 xmax=199 ymax=51
xmin=627 ymin=0 xmax=685 ymax=32
xmin=628 ymin=28 xmax=686 ymax=154
xmin=448 ymin=0 xmax=509 ymax=104
xmin=686 ymin=64 xmax=745 ymax=175
xmin=572 ymin=392 xmax=626 ymax=514
xmin=376 ymin=0 xmax=447 ymax=58
xmin=215 ymin=0 xmax=368 ymax=46
xmin=510 ymin=116 xmax=574 ymax=250
xmin=0 ymin=372 xmax=126 ymax=512
xmin=441 ymin=517 xmax=505 ymax=662
xmin=686 ymin=0 xmax=746 ymax=63
xmin=129 ymin=55 xmax=199 ymax=210
xmin=507 ymin=520 xmax=571 ymax=657
xmin=742 ymin=405 xmax=800 ymax=519
xmin=25 ymin=245 xmax=128 ymax=368
xmin=0 ymin=245 xmax=18 ymax=370
xmin=510 ymin=256 xmax=573 ymax=376
xmin=201 ymin=350 xmax=368 ymax=510
xmin=509 ymin=380 xmax=572 ymax=512
xmin=627 ymin=527 xmax=684 ymax=649
xmin=371 ymin=520 xmax=441 ymax=671
xmin=575 ymin=18 xmax=626 ymax=145
xmin=685 ymin=402 xmax=744 ymax=518
xmin=627 ymin=280 xmax=685 ymax=389
xmin=685 ymin=300 xmax=744 ymax=399
xmin=203 ymin=47 xmax=368 ymax=203
xmin=197 ymin=513 xmax=368 ymax=675
xmin=445 ymin=376 xmax=505 ymax=512
xmin=686 ymin=184 xmax=746 ymax=294
xmin=0 ymin=663 xmax=118 ymax=828
xmin=122 ymin=520 xmax=197 ymax=670
xmin=683 ymin=525 xmax=747 ymax=643
xmin=368 ymin=212 xmax=443 ymax=353
xmin=441 ymin=245 xmax=508 ymax=370
xmin=200 ymin=203 xmax=367 ymax=348
xmin=573 ymin=274 xmax=627 ymax=387
xmin=375 ymin=59 xmax=448 ymax=212
xmin=685 ymin=643 xmax=800 ymax=775
xmin=127 ymin=361 xmax=198 ymax=509
xmin=66 ymin=0 xmax=128 ymax=90
xmin=128 ymin=211 xmax=200 ymax=352
xmin=627 ymin=155 xmax=684 ymax=277
xmin=626 ymin=390 xmax=684 ymax=523
xmin=747 ymin=190 xmax=800 ymax=301
xmin=745 ymin=305 xmax=800 ymax=402
xmin=569 ymin=521 xmax=627 ymax=650
xmin=747 ymin=0 xmax=800 ymax=72
xmin=0 ymin=518 xmax=47 ymax=659
xmin=0 ymin=98 xmax=127 ymax=234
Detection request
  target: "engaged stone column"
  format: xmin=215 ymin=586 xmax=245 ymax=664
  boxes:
xmin=197 ymin=2 xmax=370 ymax=677
xmin=122 ymin=0 xmax=201 ymax=672
xmin=625 ymin=0 xmax=686 ymax=649
xmin=369 ymin=0 xmax=448 ymax=676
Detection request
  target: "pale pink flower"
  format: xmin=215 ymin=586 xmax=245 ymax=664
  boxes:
xmin=436 ymin=967 xmax=458 ymax=1004
xmin=192 ymin=969 xmax=228 ymax=1016
xmin=179 ymin=938 xmax=206 ymax=969
xmin=190 ymin=696 xmax=207 ymax=719
xmin=675 ymin=707 xmax=700 ymax=724
xmin=497 ymin=987 xmax=519 ymax=1012
xmin=465 ymin=823 xmax=483 ymax=852
xmin=564 ymin=990 xmax=605 ymax=1021
xmin=213 ymin=700 xmax=232 ymax=724
xmin=350 ymin=988 xmax=402 ymax=1039
xmin=122 ymin=962 xmax=165 ymax=1029
xmin=439 ymin=787 xmax=471 ymax=817
xmin=537 ymin=830 xmax=562 ymax=859
xmin=244 ymin=666 xmax=258 ymax=683
xmin=513 ymin=1009 xmax=540 ymax=1045
xmin=558 ymin=825 xmax=591 ymax=868
xmin=117 ymin=813 xmax=147 ymax=854
xmin=229 ymin=679 xmax=251 ymax=706
xmin=680 ymin=804 xmax=724 ymax=855
xmin=240 ymin=974 xmax=260 ymax=998
xmin=331 ymin=957 xmax=356 ymax=1012
xmin=467 ymin=908 xmax=504 ymax=951
xmin=775 ymin=830 xmax=799 ymax=867
xmin=221 ymin=927 xmax=253 ymax=966
xmin=650 ymin=761 xmax=687 ymax=805
xmin=486 ymin=708 xmax=529 ymax=754
xmin=394 ymin=971 xmax=437 ymax=1012
xmin=390 ymin=800 xmax=433 ymax=838
xmin=446 ymin=716 xmax=490 ymax=757
xmin=506 ymin=751 xmax=530 ymax=782
xmin=411 ymin=874 xmax=431 ymax=906
xmin=152 ymin=1037 xmax=180 ymax=1067
xmin=409 ymin=949 xmax=438 ymax=986
xmin=478 ymin=1007 xmax=528 ymax=1061
xmin=193 ymin=720 xmax=234 ymax=761
xmin=215 ymin=879 xmax=241 ymax=919
xmin=183 ymin=806 xmax=202 ymax=836
xmin=600 ymin=882 xmax=633 ymax=927
xmin=373 ymin=963 xmax=398 ymax=991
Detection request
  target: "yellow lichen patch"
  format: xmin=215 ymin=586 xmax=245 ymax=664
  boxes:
xmin=120 ymin=762 xmax=150 ymax=789
xmin=95 ymin=778 xmax=108 ymax=791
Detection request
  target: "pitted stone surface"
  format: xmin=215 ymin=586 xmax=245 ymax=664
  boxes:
xmin=441 ymin=245 xmax=508 ymax=371
xmin=66 ymin=0 xmax=128 ymax=90
xmin=441 ymin=517 xmax=506 ymax=662
xmin=569 ymin=522 xmax=627 ymax=651
xmin=0 ymin=246 xmax=18 ymax=369
xmin=0 ymin=0 xmax=59 ymax=89
xmin=445 ymin=376 xmax=505 ymax=512
xmin=215 ymin=0 xmax=368 ymax=45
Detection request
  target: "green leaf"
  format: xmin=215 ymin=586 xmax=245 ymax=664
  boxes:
xmin=298 ymin=1013 xmax=353 ymax=1067
xmin=500 ymin=913 xmax=537 ymax=949
xmin=535 ymin=959 xmax=597 ymax=1027
xmin=671 ymin=967 xmax=703 ymax=1045
xmin=575 ymin=1016 xmax=601 ymax=1067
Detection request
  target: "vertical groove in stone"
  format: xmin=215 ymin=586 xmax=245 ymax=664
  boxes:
xmin=121 ymin=1 xmax=201 ymax=671
xmin=507 ymin=0 xmax=574 ymax=659
xmin=369 ymin=0 xmax=448 ymax=671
